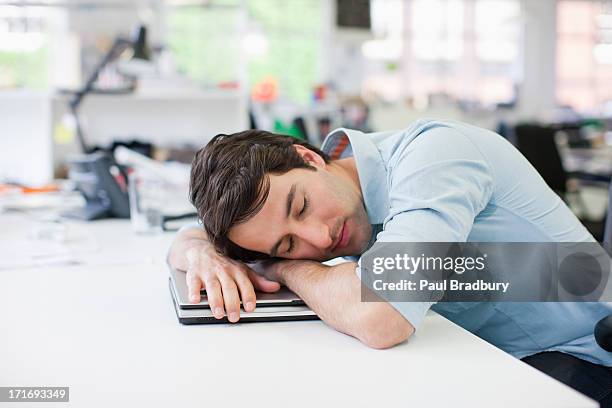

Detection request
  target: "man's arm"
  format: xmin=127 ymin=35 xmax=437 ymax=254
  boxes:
xmin=166 ymin=224 xmax=213 ymax=273
xmin=266 ymin=260 xmax=414 ymax=349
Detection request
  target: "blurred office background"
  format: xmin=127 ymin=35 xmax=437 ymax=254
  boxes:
xmin=0 ymin=0 xmax=611 ymax=237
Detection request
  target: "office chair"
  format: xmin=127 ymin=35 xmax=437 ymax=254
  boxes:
xmin=594 ymin=182 xmax=612 ymax=352
xmin=604 ymin=182 xmax=612 ymax=247
xmin=515 ymin=124 xmax=568 ymax=194
xmin=514 ymin=124 xmax=606 ymax=241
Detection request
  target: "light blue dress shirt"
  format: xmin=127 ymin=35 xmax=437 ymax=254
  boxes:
xmin=321 ymin=119 xmax=612 ymax=366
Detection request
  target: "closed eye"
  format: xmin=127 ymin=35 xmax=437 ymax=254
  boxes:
xmin=286 ymin=196 xmax=308 ymax=254
xmin=286 ymin=236 xmax=294 ymax=254
xmin=299 ymin=196 xmax=309 ymax=217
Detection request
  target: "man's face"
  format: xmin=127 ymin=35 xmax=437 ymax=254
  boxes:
xmin=228 ymin=152 xmax=372 ymax=262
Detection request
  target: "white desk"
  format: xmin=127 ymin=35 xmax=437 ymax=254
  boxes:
xmin=0 ymin=213 xmax=597 ymax=408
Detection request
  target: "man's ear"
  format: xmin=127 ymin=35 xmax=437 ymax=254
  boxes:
xmin=293 ymin=145 xmax=326 ymax=169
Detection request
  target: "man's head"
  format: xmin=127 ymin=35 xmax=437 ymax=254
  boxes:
xmin=190 ymin=130 xmax=372 ymax=263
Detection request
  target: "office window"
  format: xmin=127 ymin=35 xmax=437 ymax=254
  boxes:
xmin=411 ymin=0 xmax=463 ymax=61
xmin=0 ymin=5 xmax=52 ymax=88
xmin=557 ymin=0 xmax=612 ymax=114
xmin=364 ymin=0 xmax=521 ymax=106
xmin=361 ymin=0 xmax=403 ymax=100
xmin=472 ymin=0 xmax=521 ymax=104
xmin=475 ymin=0 xmax=520 ymax=63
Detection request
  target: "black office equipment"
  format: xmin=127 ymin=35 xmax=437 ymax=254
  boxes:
xmin=595 ymin=315 xmax=612 ymax=352
xmin=64 ymin=153 xmax=130 ymax=220
xmin=603 ymin=182 xmax=612 ymax=247
xmin=514 ymin=124 xmax=607 ymax=241
xmin=514 ymin=124 xmax=568 ymax=195
xmin=336 ymin=0 xmax=371 ymax=30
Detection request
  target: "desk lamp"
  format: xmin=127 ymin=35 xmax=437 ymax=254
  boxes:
xmin=63 ymin=25 xmax=152 ymax=220
xmin=69 ymin=25 xmax=152 ymax=153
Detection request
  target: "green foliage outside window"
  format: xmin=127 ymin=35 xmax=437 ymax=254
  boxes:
xmin=166 ymin=2 xmax=242 ymax=85
xmin=167 ymin=0 xmax=323 ymax=104
xmin=0 ymin=41 xmax=49 ymax=89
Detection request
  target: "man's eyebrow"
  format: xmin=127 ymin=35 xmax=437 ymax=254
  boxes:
xmin=285 ymin=183 xmax=296 ymax=218
xmin=269 ymin=183 xmax=297 ymax=257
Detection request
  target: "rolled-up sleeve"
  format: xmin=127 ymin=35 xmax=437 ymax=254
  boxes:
xmin=359 ymin=126 xmax=495 ymax=330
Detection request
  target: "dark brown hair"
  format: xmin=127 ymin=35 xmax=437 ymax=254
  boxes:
xmin=190 ymin=130 xmax=330 ymax=262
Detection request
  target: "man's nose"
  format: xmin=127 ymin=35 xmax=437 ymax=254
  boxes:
xmin=298 ymin=222 xmax=333 ymax=250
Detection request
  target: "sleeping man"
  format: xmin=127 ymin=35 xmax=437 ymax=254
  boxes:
xmin=167 ymin=120 xmax=611 ymax=403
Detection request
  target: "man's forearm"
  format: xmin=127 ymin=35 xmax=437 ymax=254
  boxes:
xmin=166 ymin=224 xmax=212 ymax=271
xmin=276 ymin=261 xmax=414 ymax=348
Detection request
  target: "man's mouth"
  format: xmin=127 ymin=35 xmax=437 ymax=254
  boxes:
xmin=331 ymin=221 xmax=350 ymax=253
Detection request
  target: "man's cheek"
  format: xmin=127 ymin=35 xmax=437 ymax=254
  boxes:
xmin=284 ymin=251 xmax=311 ymax=261
xmin=293 ymin=249 xmax=327 ymax=262
xmin=301 ymin=252 xmax=325 ymax=262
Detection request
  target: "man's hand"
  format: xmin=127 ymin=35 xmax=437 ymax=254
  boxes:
xmin=167 ymin=225 xmax=280 ymax=323
xmin=184 ymin=245 xmax=281 ymax=321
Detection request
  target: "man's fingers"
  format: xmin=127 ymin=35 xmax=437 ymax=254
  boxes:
xmin=186 ymin=269 xmax=203 ymax=303
xmin=247 ymin=269 xmax=281 ymax=293
xmin=204 ymin=277 xmax=224 ymax=319
xmin=219 ymin=275 xmax=241 ymax=323
xmin=234 ymin=270 xmax=257 ymax=312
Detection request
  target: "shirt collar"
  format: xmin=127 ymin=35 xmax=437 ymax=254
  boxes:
xmin=320 ymin=128 xmax=389 ymax=225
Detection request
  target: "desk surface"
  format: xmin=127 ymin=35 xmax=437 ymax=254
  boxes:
xmin=0 ymin=212 xmax=597 ymax=408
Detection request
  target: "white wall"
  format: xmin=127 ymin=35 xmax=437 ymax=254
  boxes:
xmin=59 ymin=90 xmax=249 ymax=149
xmin=0 ymin=92 xmax=54 ymax=186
